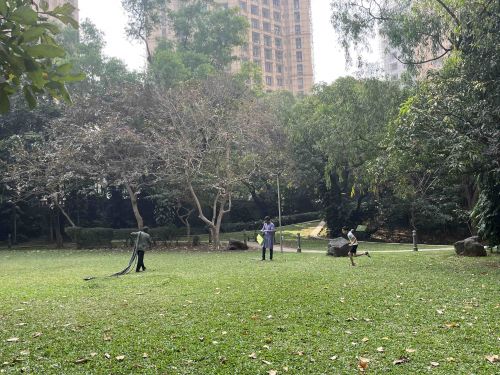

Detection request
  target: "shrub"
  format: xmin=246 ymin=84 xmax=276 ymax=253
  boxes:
xmin=66 ymin=227 xmax=113 ymax=249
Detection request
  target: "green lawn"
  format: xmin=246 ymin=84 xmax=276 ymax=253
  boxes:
xmin=0 ymin=248 xmax=498 ymax=374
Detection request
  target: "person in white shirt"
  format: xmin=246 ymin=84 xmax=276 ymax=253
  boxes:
xmin=342 ymin=226 xmax=370 ymax=266
xmin=261 ymin=216 xmax=275 ymax=261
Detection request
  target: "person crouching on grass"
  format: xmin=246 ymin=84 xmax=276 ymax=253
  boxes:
xmin=131 ymin=227 xmax=152 ymax=272
xmin=342 ymin=226 xmax=370 ymax=266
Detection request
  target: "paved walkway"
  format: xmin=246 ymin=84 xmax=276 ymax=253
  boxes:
xmin=309 ymin=220 xmax=326 ymax=238
xmin=246 ymin=242 xmax=454 ymax=254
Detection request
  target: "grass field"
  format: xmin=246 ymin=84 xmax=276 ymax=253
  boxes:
xmin=0 ymin=247 xmax=499 ymax=374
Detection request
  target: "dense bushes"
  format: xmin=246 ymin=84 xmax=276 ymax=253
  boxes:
xmin=66 ymin=227 xmax=113 ymax=249
xmin=66 ymin=225 xmax=186 ymax=248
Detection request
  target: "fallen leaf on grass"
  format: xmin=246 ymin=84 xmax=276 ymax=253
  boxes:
xmin=219 ymin=356 xmax=227 ymax=364
xmin=283 ymin=366 xmax=289 ymax=371
xmin=115 ymin=355 xmax=125 ymax=361
xmin=485 ymin=355 xmax=499 ymax=363
xmin=74 ymin=358 xmax=89 ymax=364
xmin=444 ymin=322 xmax=460 ymax=329
xmin=436 ymin=309 xmax=444 ymax=315
xmin=248 ymin=353 xmax=257 ymax=359
xmin=405 ymin=348 xmax=416 ymax=353
xmin=362 ymin=337 xmax=369 ymax=342
xmin=358 ymin=357 xmax=370 ymax=371
xmin=32 ymin=332 xmax=42 ymax=338
xmin=90 ymin=353 xmax=97 ymax=357
xmin=376 ymin=347 xmax=384 ymax=353
xmin=16 ymin=323 xmax=27 ymax=327
xmin=446 ymin=357 xmax=455 ymax=362
xmin=6 ymin=338 xmax=19 ymax=343
xmin=430 ymin=361 xmax=439 ymax=367
xmin=330 ymin=355 xmax=338 ymax=360
xmin=104 ymin=353 xmax=111 ymax=359
xmin=103 ymin=335 xmax=112 ymax=341
xmin=295 ymin=351 xmax=304 ymax=356
xmin=142 ymin=353 xmax=148 ymax=359
xmin=262 ymin=360 xmax=272 ymax=365
xmin=382 ymin=336 xmax=390 ymax=340
xmin=393 ymin=357 xmax=410 ymax=365
xmin=268 ymin=371 xmax=277 ymax=375
xmin=263 ymin=345 xmax=270 ymax=350
xmin=19 ymin=350 xmax=30 ymax=356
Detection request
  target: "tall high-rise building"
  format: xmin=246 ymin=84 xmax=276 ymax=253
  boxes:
xmin=151 ymin=0 xmax=314 ymax=95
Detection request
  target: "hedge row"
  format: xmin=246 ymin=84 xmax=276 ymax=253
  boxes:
xmin=220 ymin=211 xmax=322 ymax=233
xmin=66 ymin=227 xmax=113 ymax=249
xmin=66 ymin=225 xmax=185 ymax=249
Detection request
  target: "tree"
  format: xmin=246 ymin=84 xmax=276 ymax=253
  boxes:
xmin=0 ymin=0 xmax=83 ymax=112
xmin=121 ymin=0 xmax=167 ymax=62
xmin=150 ymin=74 xmax=277 ymax=249
xmin=288 ymin=78 xmax=405 ymax=235
xmin=53 ymin=81 xmax=154 ymax=229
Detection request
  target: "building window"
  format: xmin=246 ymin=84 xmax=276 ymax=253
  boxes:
xmin=295 ymin=37 xmax=302 ymax=49
xmin=295 ymin=24 xmax=301 ymax=34
xmin=273 ymin=11 xmax=281 ymax=22
xmin=252 ymin=32 xmax=260 ymax=44
xmin=275 ymin=37 xmax=282 ymax=49
xmin=273 ymin=0 xmax=280 ymax=6
xmin=239 ymin=1 xmax=247 ymax=11
xmin=251 ymin=18 xmax=259 ymax=28
xmin=251 ymin=4 xmax=259 ymax=15
xmin=262 ymin=8 xmax=270 ymax=18
xmin=274 ymin=25 xmax=281 ymax=35
xmin=277 ymin=77 xmax=283 ymax=86
xmin=276 ymin=64 xmax=283 ymax=73
xmin=265 ymin=76 xmax=273 ymax=85
xmin=263 ymin=22 xmax=271 ymax=32
xmin=265 ymin=62 xmax=273 ymax=72
xmin=253 ymin=46 xmax=261 ymax=57
xmin=262 ymin=0 xmax=269 ymax=5
xmin=294 ymin=11 xmax=300 ymax=22
xmin=296 ymin=51 xmax=302 ymax=62
xmin=253 ymin=58 xmax=261 ymax=65
xmin=276 ymin=50 xmax=283 ymax=61
xmin=294 ymin=0 xmax=300 ymax=10
xmin=297 ymin=64 xmax=303 ymax=76
xmin=298 ymin=78 xmax=304 ymax=89
xmin=264 ymin=48 xmax=273 ymax=60
xmin=264 ymin=35 xmax=272 ymax=47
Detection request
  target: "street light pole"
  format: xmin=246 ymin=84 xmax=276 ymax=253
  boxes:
xmin=277 ymin=174 xmax=283 ymax=253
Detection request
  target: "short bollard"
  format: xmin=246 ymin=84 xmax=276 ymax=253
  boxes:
xmin=412 ymin=230 xmax=418 ymax=251
xmin=8 ymin=234 xmax=12 ymax=249
xmin=297 ymin=233 xmax=302 ymax=253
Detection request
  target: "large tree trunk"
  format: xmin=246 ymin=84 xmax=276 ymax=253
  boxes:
xmin=125 ymin=181 xmax=144 ymax=229
xmin=55 ymin=211 xmax=63 ymax=248
xmin=54 ymin=198 xmax=76 ymax=228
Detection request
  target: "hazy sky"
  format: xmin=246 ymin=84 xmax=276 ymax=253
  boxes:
xmin=79 ymin=0 xmax=372 ymax=84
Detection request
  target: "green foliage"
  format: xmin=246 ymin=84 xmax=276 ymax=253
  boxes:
xmin=147 ymin=0 xmax=248 ymax=87
xmin=221 ymin=212 xmax=321 ymax=233
xmin=66 ymin=227 xmax=113 ymax=249
xmin=288 ymin=78 xmax=406 ymax=235
xmin=0 ymin=0 xmax=83 ymax=112
xmin=112 ymin=225 xmax=183 ymax=241
xmin=472 ymin=172 xmax=500 ymax=246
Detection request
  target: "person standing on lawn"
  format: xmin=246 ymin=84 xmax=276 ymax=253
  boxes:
xmin=131 ymin=227 xmax=152 ymax=272
xmin=342 ymin=226 xmax=370 ymax=266
xmin=261 ymin=216 xmax=275 ymax=261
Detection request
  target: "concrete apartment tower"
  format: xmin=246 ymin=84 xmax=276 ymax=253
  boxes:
xmin=151 ymin=0 xmax=314 ymax=95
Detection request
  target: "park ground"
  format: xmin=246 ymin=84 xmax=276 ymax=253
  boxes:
xmin=0 ymin=229 xmax=499 ymax=374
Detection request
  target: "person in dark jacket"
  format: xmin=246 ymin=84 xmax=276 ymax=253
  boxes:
xmin=131 ymin=227 xmax=152 ymax=272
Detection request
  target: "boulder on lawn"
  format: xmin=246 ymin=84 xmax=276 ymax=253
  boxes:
xmin=454 ymin=236 xmax=487 ymax=257
xmin=227 ymin=239 xmax=249 ymax=250
xmin=327 ymin=237 xmax=350 ymax=257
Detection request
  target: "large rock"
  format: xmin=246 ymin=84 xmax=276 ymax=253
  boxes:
xmin=227 ymin=239 xmax=249 ymax=251
xmin=454 ymin=236 xmax=487 ymax=257
xmin=327 ymin=237 xmax=350 ymax=257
